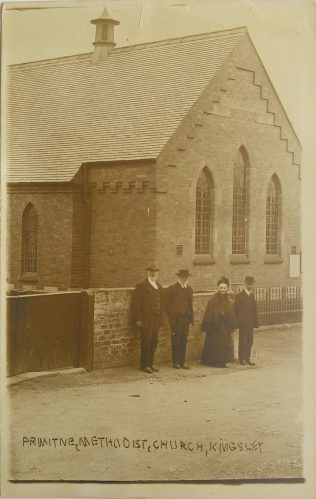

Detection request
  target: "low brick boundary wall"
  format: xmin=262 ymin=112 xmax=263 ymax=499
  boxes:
xmin=91 ymin=288 xmax=214 ymax=370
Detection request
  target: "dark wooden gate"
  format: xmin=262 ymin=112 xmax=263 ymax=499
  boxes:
xmin=7 ymin=290 xmax=94 ymax=377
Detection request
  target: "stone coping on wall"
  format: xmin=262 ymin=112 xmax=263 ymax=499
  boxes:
xmin=89 ymin=287 xmax=216 ymax=296
xmin=7 ymin=283 xmax=220 ymax=298
xmin=7 ymin=291 xmax=84 ymax=298
xmin=7 ymin=284 xmax=218 ymax=299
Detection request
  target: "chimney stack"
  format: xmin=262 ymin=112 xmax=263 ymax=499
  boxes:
xmin=91 ymin=7 xmax=120 ymax=63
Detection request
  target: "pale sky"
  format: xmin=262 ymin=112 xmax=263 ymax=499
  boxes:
xmin=2 ymin=0 xmax=316 ymax=140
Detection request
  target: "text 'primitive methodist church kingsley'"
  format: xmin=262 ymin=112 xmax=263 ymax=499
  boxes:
xmin=7 ymin=7 xmax=301 ymax=292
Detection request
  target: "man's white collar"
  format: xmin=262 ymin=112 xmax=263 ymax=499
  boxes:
xmin=148 ymin=277 xmax=158 ymax=289
xmin=178 ymin=280 xmax=187 ymax=288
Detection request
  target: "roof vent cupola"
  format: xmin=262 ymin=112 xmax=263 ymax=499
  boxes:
xmin=91 ymin=8 xmax=120 ymax=63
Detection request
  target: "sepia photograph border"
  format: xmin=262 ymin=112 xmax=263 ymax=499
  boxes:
xmin=1 ymin=0 xmax=316 ymax=497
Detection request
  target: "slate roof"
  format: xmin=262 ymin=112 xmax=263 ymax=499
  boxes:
xmin=7 ymin=27 xmax=246 ymax=183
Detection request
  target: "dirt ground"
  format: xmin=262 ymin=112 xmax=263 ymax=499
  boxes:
xmin=8 ymin=326 xmax=303 ymax=482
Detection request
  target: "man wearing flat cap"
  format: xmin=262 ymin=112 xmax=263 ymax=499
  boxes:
xmin=234 ymin=275 xmax=259 ymax=366
xmin=132 ymin=263 xmax=164 ymax=374
xmin=165 ymin=269 xmax=194 ymax=369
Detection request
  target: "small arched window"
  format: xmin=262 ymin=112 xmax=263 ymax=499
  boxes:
xmin=266 ymin=175 xmax=281 ymax=255
xmin=195 ymin=167 xmax=212 ymax=254
xmin=232 ymin=147 xmax=249 ymax=254
xmin=22 ymin=203 xmax=38 ymax=273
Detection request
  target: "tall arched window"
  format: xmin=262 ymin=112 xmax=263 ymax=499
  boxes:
xmin=22 ymin=203 xmax=38 ymax=273
xmin=195 ymin=167 xmax=212 ymax=254
xmin=232 ymin=147 xmax=249 ymax=254
xmin=266 ymin=175 xmax=281 ymax=255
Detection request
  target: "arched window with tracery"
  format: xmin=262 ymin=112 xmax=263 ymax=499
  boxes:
xmin=22 ymin=203 xmax=38 ymax=273
xmin=232 ymin=147 xmax=249 ymax=254
xmin=195 ymin=167 xmax=212 ymax=254
xmin=266 ymin=175 xmax=281 ymax=255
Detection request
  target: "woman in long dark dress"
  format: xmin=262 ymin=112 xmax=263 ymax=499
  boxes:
xmin=201 ymin=277 xmax=236 ymax=368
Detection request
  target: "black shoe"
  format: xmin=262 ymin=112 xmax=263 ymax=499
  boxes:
xmin=246 ymin=361 xmax=256 ymax=366
xmin=143 ymin=367 xmax=153 ymax=373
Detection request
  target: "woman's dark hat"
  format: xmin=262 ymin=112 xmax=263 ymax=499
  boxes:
xmin=176 ymin=269 xmax=192 ymax=277
xmin=217 ymin=276 xmax=230 ymax=286
xmin=146 ymin=262 xmax=159 ymax=271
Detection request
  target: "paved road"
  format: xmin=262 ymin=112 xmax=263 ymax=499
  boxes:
xmin=8 ymin=326 xmax=303 ymax=481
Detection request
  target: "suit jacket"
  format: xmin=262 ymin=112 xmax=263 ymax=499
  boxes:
xmin=234 ymin=289 xmax=259 ymax=330
xmin=132 ymin=279 xmax=164 ymax=329
xmin=165 ymin=282 xmax=194 ymax=327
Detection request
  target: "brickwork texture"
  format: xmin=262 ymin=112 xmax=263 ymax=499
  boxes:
xmin=8 ymin=35 xmax=301 ymax=291
xmin=92 ymin=287 xmax=212 ymax=370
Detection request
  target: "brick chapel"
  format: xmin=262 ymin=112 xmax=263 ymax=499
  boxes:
xmin=7 ymin=8 xmax=301 ymax=291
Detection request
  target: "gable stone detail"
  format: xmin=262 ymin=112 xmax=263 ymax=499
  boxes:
xmin=179 ymin=65 xmax=300 ymax=175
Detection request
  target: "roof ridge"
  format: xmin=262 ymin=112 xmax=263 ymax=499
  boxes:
xmin=8 ymin=52 xmax=92 ymax=69
xmin=8 ymin=26 xmax=247 ymax=69
xmin=113 ymin=26 xmax=247 ymax=53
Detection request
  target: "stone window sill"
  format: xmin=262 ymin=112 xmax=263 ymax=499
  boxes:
xmin=193 ymin=255 xmax=216 ymax=266
xmin=19 ymin=273 xmax=39 ymax=283
xmin=264 ymin=255 xmax=283 ymax=264
xmin=229 ymin=254 xmax=250 ymax=264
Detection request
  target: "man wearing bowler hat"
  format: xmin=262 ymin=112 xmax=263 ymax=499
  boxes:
xmin=165 ymin=269 xmax=194 ymax=369
xmin=132 ymin=263 xmax=164 ymax=374
xmin=234 ymin=275 xmax=259 ymax=366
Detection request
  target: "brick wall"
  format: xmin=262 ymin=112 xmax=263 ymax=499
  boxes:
xmin=7 ymin=187 xmax=76 ymax=287
xmin=88 ymin=161 xmax=158 ymax=288
xmin=92 ymin=288 xmax=212 ymax=370
xmin=155 ymin=36 xmax=301 ymax=290
xmin=7 ymin=37 xmax=301 ymax=292
xmin=71 ymin=185 xmax=88 ymax=288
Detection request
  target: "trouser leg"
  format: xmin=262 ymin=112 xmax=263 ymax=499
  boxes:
xmin=171 ymin=325 xmax=181 ymax=365
xmin=179 ymin=324 xmax=189 ymax=366
xmin=246 ymin=328 xmax=254 ymax=362
xmin=171 ymin=328 xmax=179 ymax=365
xmin=140 ymin=327 xmax=152 ymax=369
xmin=149 ymin=315 xmax=160 ymax=367
xmin=238 ymin=328 xmax=247 ymax=362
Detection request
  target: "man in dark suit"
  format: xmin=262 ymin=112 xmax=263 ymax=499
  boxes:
xmin=132 ymin=263 xmax=164 ymax=374
xmin=234 ymin=275 xmax=259 ymax=366
xmin=165 ymin=269 xmax=194 ymax=369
